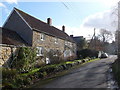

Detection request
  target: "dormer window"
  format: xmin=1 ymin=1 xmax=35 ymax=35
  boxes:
xmin=40 ymin=33 xmax=45 ymax=41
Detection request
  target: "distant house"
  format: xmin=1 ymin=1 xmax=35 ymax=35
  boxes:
xmin=70 ymin=35 xmax=86 ymax=51
xmin=0 ymin=8 xmax=76 ymax=65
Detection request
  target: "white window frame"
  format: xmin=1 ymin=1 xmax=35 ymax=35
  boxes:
xmin=36 ymin=47 xmax=44 ymax=56
xmin=65 ymin=41 xmax=68 ymax=45
xmin=55 ymin=38 xmax=58 ymax=44
xmin=70 ymin=42 xmax=72 ymax=47
xmin=40 ymin=33 xmax=45 ymax=41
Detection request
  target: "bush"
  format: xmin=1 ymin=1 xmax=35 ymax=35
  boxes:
xmin=77 ymin=49 xmax=99 ymax=59
xmin=2 ymin=68 xmax=20 ymax=88
xmin=10 ymin=47 xmax=37 ymax=72
xmin=112 ymin=60 xmax=120 ymax=86
xmin=65 ymin=54 xmax=77 ymax=61
xmin=2 ymin=68 xmax=18 ymax=80
xmin=47 ymin=50 xmax=64 ymax=64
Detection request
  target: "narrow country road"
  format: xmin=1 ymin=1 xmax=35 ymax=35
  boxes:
xmin=39 ymin=55 xmax=117 ymax=88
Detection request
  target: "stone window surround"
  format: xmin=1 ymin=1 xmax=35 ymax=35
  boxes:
xmin=40 ymin=33 xmax=45 ymax=41
xmin=54 ymin=38 xmax=58 ymax=44
xmin=36 ymin=46 xmax=44 ymax=56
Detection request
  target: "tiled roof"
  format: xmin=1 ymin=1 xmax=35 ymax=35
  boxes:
xmin=0 ymin=27 xmax=28 ymax=46
xmin=14 ymin=8 xmax=75 ymax=43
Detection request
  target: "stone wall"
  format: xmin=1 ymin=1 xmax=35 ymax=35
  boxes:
xmin=33 ymin=31 xmax=64 ymax=51
xmin=32 ymin=31 xmax=76 ymax=58
xmin=0 ymin=45 xmax=17 ymax=66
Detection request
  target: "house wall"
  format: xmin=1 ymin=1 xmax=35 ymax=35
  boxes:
xmin=3 ymin=10 xmax=33 ymax=45
xmin=33 ymin=31 xmax=64 ymax=52
xmin=0 ymin=45 xmax=17 ymax=66
xmin=32 ymin=31 xmax=76 ymax=58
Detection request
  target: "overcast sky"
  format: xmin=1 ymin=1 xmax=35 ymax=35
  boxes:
xmin=0 ymin=0 xmax=119 ymax=39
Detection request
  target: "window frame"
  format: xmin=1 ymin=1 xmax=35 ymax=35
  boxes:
xmin=36 ymin=47 xmax=44 ymax=56
xmin=40 ymin=33 xmax=45 ymax=41
xmin=54 ymin=38 xmax=58 ymax=44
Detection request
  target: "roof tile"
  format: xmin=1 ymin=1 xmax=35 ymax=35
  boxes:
xmin=14 ymin=8 xmax=75 ymax=43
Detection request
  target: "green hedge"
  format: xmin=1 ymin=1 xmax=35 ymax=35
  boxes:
xmin=112 ymin=60 xmax=120 ymax=87
xmin=2 ymin=58 xmax=99 ymax=88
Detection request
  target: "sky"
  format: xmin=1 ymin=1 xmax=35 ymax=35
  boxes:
xmin=0 ymin=0 xmax=119 ymax=40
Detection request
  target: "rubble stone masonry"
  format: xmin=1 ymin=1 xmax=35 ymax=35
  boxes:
xmin=0 ymin=45 xmax=17 ymax=66
xmin=32 ymin=31 xmax=76 ymax=54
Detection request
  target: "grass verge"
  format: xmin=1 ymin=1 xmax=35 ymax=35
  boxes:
xmin=29 ymin=58 xmax=100 ymax=88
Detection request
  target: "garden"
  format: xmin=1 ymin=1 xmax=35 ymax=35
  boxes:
xmin=1 ymin=47 xmax=99 ymax=88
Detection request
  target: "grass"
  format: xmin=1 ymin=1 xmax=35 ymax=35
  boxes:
xmin=22 ymin=58 xmax=99 ymax=77
xmin=2 ymin=58 xmax=100 ymax=88
xmin=21 ymin=60 xmax=83 ymax=76
xmin=29 ymin=58 xmax=100 ymax=88
xmin=21 ymin=68 xmax=40 ymax=76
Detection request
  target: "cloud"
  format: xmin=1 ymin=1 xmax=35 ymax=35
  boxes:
xmin=56 ymin=25 xmax=96 ymax=40
xmin=56 ymin=9 xmax=117 ymax=40
xmin=82 ymin=10 xmax=117 ymax=32
xmin=0 ymin=3 xmax=10 ymax=17
xmin=4 ymin=0 xmax=18 ymax=4
xmin=0 ymin=3 xmax=6 ymax=8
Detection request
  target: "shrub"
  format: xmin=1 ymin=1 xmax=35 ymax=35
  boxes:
xmin=65 ymin=54 xmax=77 ymax=61
xmin=2 ymin=68 xmax=20 ymax=88
xmin=47 ymin=50 xmax=64 ymax=64
xmin=10 ymin=47 xmax=37 ymax=72
xmin=2 ymin=68 xmax=18 ymax=80
xmin=77 ymin=49 xmax=99 ymax=59
xmin=112 ymin=60 xmax=120 ymax=86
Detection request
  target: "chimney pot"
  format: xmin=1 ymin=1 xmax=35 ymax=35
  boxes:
xmin=47 ymin=18 xmax=52 ymax=26
xmin=62 ymin=25 xmax=65 ymax=32
xmin=70 ymin=35 xmax=73 ymax=37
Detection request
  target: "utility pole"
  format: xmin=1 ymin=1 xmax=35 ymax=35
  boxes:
xmin=88 ymin=28 xmax=96 ymax=50
xmin=118 ymin=1 xmax=120 ymax=59
xmin=94 ymin=28 xmax=96 ymax=50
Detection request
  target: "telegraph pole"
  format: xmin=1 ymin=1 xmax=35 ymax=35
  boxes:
xmin=88 ymin=28 xmax=96 ymax=50
xmin=94 ymin=28 xmax=96 ymax=50
xmin=118 ymin=1 xmax=120 ymax=59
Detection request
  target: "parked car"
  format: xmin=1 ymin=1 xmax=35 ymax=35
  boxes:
xmin=100 ymin=53 xmax=108 ymax=58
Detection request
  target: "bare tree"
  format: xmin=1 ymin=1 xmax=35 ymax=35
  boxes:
xmin=98 ymin=29 xmax=113 ymax=43
xmin=112 ymin=2 xmax=120 ymax=59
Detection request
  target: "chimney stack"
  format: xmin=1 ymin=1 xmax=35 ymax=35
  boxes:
xmin=70 ymin=35 xmax=73 ymax=38
xmin=62 ymin=25 xmax=65 ymax=32
xmin=47 ymin=18 xmax=52 ymax=26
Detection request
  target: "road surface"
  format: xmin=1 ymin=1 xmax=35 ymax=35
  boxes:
xmin=39 ymin=55 xmax=117 ymax=88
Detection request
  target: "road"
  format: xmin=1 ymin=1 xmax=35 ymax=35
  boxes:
xmin=40 ymin=55 xmax=117 ymax=88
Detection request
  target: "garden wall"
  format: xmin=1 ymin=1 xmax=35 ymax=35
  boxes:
xmin=0 ymin=45 xmax=17 ymax=66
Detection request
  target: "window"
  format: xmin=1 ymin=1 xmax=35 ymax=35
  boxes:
xmin=36 ymin=47 xmax=44 ymax=56
xmin=55 ymin=38 xmax=58 ymax=44
xmin=70 ymin=42 xmax=72 ymax=47
xmin=40 ymin=33 xmax=45 ymax=41
xmin=65 ymin=41 xmax=68 ymax=45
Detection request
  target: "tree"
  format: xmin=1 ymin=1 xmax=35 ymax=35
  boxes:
xmin=112 ymin=2 xmax=120 ymax=59
xmin=98 ymin=29 xmax=113 ymax=43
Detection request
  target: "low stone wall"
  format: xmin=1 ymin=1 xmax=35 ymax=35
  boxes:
xmin=0 ymin=45 xmax=17 ymax=66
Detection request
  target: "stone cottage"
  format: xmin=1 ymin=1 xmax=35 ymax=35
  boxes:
xmin=0 ymin=8 xmax=76 ymax=65
xmin=0 ymin=27 xmax=28 ymax=66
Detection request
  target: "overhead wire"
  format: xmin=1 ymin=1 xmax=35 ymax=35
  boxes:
xmin=60 ymin=2 xmax=81 ymax=35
